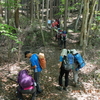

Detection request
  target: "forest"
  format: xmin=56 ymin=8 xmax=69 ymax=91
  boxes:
xmin=0 ymin=0 xmax=100 ymax=100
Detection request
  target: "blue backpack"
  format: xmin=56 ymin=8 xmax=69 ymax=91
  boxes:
xmin=74 ymin=53 xmax=86 ymax=71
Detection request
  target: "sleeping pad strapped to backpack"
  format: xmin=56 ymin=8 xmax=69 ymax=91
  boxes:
xmin=74 ymin=53 xmax=86 ymax=70
xmin=38 ymin=53 xmax=46 ymax=69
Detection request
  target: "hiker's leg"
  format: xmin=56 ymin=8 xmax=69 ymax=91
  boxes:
xmin=31 ymin=87 xmax=36 ymax=100
xmin=60 ymin=40 xmax=63 ymax=48
xmin=16 ymin=86 xmax=23 ymax=99
xmin=59 ymin=69 xmax=64 ymax=86
xmin=34 ymin=72 xmax=42 ymax=93
xmin=73 ymin=64 xmax=79 ymax=83
xmin=65 ymin=70 xmax=70 ymax=87
xmin=64 ymin=40 xmax=66 ymax=48
xmin=21 ymin=87 xmax=36 ymax=100
xmin=58 ymin=38 xmax=60 ymax=46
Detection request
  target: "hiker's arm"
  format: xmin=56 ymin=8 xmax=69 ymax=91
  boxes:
xmin=59 ymin=62 xmax=62 ymax=68
xmin=31 ymin=65 xmax=36 ymax=69
xmin=59 ymin=56 xmax=63 ymax=68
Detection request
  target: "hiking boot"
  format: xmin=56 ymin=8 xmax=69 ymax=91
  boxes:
xmin=73 ymin=83 xmax=78 ymax=87
xmin=58 ymin=86 xmax=63 ymax=91
xmin=63 ymin=87 xmax=68 ymax=91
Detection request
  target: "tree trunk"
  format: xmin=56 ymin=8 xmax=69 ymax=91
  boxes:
xmin=36 ymin=1 xmax=45 ymax=45
xmin=87 ymin=0 xmax=97 ymax=43
xmin=74 ymin=0 xmax=83 ymax=32
xmin=80 ymin=0 xmax=97 ymax=56
xmin=15 ymin=0 xmax=19 ymax=28
xmin=42 ymin=0 xmax=44 ymax=24
xmin=30 ymin=0 xmax=33 ymax=24
xmin=33 ymin=0 xmax=36 ymax=19
xmin=0 ymin=0 xmax=3 ymax=17
xmin=5 ymin=0 xmax=9 ymax=24
xmin=46 ymin=0 xmax=49 ymax=27
xmin=80 ymin=0 xmax=89 ymax=56
xmin=50 ymin=0 xmax=53 ymax=20
xmin=64 ymin=0 xmax=68 ymax=31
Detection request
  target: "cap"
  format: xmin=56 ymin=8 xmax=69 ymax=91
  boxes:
xmin=24 ymin=51 xmax=30 ymax=58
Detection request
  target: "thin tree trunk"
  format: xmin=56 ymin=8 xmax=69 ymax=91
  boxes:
xmin=80 ymin=0 xmax=89 ymax=56
xmin=0 ymin=0 xmax=3 ymax=17
xmin=87 ymin=0 xmax=97 ymax=43
xmin=50 ymin=0 xmax=53 ymax=20
xmin=15 ymin=0 xmax=19 ymax=28
xmin=42 ymin=0 xmax=44 ymax=24
xmin=33 ymin=0 xmax=36 ymax=19
xmin=74 ymin=0 xmax=83 ymax=32
xmin=30 ymin=0 xmax=33 ymax=24
xmin=64 ymin=0 xmax=68 ymax=31
xmin=46 ymin=0 xmax=49 ymax=27
xmin=36 ymin=1 xmax=45 ymax=45
xmin=5 ymin=0 xmax=9 ymax=24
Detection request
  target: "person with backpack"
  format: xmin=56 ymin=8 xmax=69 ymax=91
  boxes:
xmin=55 ymin=19 xmax=60 ymax=28
xmin=55 ymin=28 xmax=63 ymax=46
xmin=58 ymin=49 xmax=73 ymax=91
xmin=24 ymin=51 xmax=43 ymax=95
xmin=16 ymin=70 xmax=36 ymax=100
xmin=60 ymin=31 xmax=67 ymax=49
xmin=71 ymin=49 xmax=86 ymax=87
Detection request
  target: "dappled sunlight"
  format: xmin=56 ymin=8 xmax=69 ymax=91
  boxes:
xmin=52 ymin=82 xmax=59 ymax=87
xmin=67 ymin=38 xmax=79 ymax=43
xmin=80 ymin=62 xmax=97 ymax=74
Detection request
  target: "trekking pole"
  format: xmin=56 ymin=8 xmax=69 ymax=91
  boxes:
xmin=1 ymin=74 xmax=17 ymax=83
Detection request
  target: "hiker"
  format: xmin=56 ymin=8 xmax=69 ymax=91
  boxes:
xmin=51 ymin=20 xmax=58 ymax=28
xmin=55 ymin=28 xmax=62 ymax=45
xmin=24 ymin=51 xmax=43 ymax=95
xmin=71 ymin=49 xmax=86 ymax=87
xmin=58 ymin=49 xmax=72 ymax=91
xmin=55 ymin=19 xmax=60 ymax=28
xmin=60 ymin=31 xmax=67 ymax=49
xmin=51 ymin=19 xmax=60 ymax=28
xmin=16 ymin=70 xmax=36 ymax=100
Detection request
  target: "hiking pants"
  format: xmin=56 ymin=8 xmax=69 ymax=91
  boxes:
xmin=17 ymin=86 xmax=36 ymax=100
xmin=34 ymin=72 xmax=42 ymax=93
xmin=60 ymin=40 xmax=66 ymax=48
xmin=59 ymin=69 xmax=70 ymax=87
xmin=58 ymin=38 xmax=61 ymax=46
xmin=72 ymin=63 xmax=79 ymax=83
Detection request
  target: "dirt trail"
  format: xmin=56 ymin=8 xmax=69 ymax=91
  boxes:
xmin=0 ymin=32 xmax=100 ymax=100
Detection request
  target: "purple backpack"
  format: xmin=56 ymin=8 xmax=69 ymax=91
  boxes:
xmin=17 ymin=70 xmax=35 ymax=89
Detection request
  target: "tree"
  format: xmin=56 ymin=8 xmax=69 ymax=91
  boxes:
xmin=0 ymin=0 xmax=3 ymax=17
xmin=30 ymin=0 xmax=33 ymax=24
xmin=64 ymin=0 xmax=68 ymax=31
xmin=15 ymin=0 xmax=19 ymax=28
xmin=80 ymin=0 xmax=97 ymax=56
xmin=74 ymin=0 xmax=83 ymax=32
xmin=46 ymin=0 xmax=49 ymax=27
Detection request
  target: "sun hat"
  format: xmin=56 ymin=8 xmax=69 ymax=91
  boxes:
xmin=61 ymin=49 xmax=67 ymax=57
xmin=71 ymin=49 xmax=77 ymax=54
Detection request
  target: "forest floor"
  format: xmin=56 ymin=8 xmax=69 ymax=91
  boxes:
xmin=0 ymin=20 xmax=100 ymax=100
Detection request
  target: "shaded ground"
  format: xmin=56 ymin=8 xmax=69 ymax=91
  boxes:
xmin=0 ymin=31 xmax=100 ymax=100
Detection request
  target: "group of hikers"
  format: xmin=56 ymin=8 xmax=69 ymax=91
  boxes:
xmin=49 ymin=19 xmax=67 ymax=49
xmin=15 ymin=18 xmax=86 ymax=100
xmin=16 ymin=49 xmax=85 ymax=100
